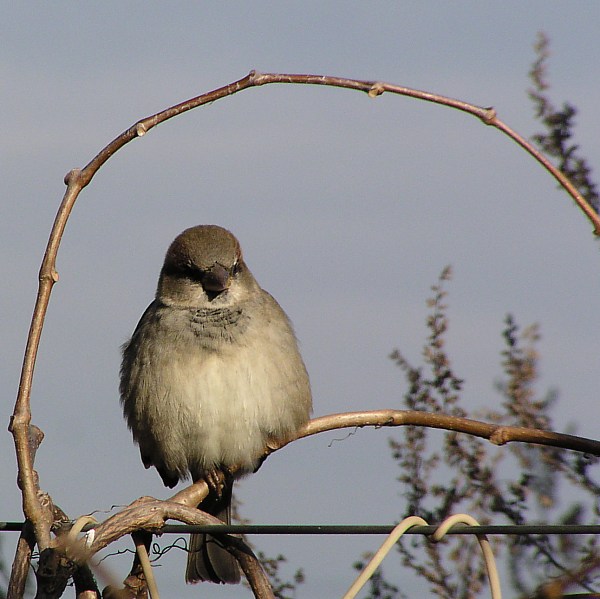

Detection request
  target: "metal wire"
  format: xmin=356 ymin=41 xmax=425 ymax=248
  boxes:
xmin=2 ymin=522 xmax=600 ymax=535
xmin=5 ymin=519 xmax=600 ymax=598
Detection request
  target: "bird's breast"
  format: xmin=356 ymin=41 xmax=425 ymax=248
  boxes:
xmin=137 ymin=302 xmax=310 ymax=478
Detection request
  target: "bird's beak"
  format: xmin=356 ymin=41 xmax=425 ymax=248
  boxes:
xmin=201 ymin=263 xmax=231 ymax=293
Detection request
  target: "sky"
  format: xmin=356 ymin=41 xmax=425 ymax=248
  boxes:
xmin=2 ymin=3 xmax=600 ymax=597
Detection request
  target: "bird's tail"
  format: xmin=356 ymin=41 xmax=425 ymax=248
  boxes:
xmin=185 ymin=485 xmax=241 ymax=584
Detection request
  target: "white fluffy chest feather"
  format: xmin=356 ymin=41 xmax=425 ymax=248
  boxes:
xmin=163 ymin=341 xmax=292 ymax=467
xmin=130 ymin=305 xmax=310 ymax=479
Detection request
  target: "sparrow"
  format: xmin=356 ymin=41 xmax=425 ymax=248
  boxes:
xmin=119 ymin=225 xmax=312 ymax=584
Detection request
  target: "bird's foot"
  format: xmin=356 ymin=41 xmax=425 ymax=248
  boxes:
xmin=205 ymin=468 xmax=232 ymax=498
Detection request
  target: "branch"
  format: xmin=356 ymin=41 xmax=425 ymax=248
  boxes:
xmin=84 ymin=410 xmax=600 ymax=557
xmin=12 ymin=70 xmax=600 ymax=594
xmin=229 ymin=540 xmax=276 ymax=599
xmin=532 ymin=553 xmax=600 ymax=598
xmin=290 ymin=410 xmax=600 ymax=456
xmin=7 ymin=424 xmax=53 ymax=599
xmin=7 ymin=520 xmax=35 ymax=599
xmin=163 ymin=409 xmax=600 ymax=516
xmin=53 ymin=408 xmax=596 ymax=598
xmin=86 ymin=497 xmax=225 ymax=557
xmin=131 ymin=532 xmax=158 ymax=599
xmin=83 ymin=497 xmax=271 ymax=598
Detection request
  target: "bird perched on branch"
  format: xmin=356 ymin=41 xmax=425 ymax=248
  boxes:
xmin=120 ymin=224 xmax=312 ymax=584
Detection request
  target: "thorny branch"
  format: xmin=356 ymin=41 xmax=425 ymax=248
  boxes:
xmin=9 ymin=70 xmax=600 ymax=596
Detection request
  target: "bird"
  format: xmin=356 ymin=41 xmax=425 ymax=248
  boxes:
xmin=119 ymin=224 xmax=312 ymax=584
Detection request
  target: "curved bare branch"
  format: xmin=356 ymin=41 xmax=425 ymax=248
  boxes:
xmin=84 ymin=408 xmax=600 ymax=559
xmin=11 ymin=71 xmax=600 ymax=589
xmin=292 ymin=410 xmax=600 ymax=455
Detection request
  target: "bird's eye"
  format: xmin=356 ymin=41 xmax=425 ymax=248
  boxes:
xmin=232 ymin=261 xmax=242 ymax=275
xmin=181 ymin=260 xmax=203 ymax=280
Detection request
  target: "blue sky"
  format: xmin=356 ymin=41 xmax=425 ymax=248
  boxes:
xmin=3 ymin=3 xmax=600 ymax=597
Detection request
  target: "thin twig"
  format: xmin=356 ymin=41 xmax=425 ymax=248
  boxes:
xmin=532 ymin=554 xmax=600 ymax=598
xmin=11 ymin=70 xmax=600 ymax=597
xmin=293 ymin=410 xmax=600 ymax=456
xmin=7 ymin=520 xmax=35 ymax=599
xmin=229 ymin=539 xmax=276 ymax=599
xmin=132 ymin=533 xmax=159 ymax=599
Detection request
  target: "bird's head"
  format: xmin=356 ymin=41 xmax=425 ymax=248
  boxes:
xmin=157 ymin=225 xmax=257 ymax=307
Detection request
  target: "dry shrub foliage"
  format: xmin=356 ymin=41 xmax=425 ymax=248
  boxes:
xmin=353 ymin=34 xmax=600 ymax=598
xmin=254 ymin=552 xmax=305 ymax=599
xmin=528 ymin=32 xmax=599 ymax=214
xmin=353 ymin=267 xmax=599 ymax=599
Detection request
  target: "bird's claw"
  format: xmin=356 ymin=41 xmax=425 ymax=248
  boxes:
xmin=205 ymin=469 xmax=229 ymax=497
